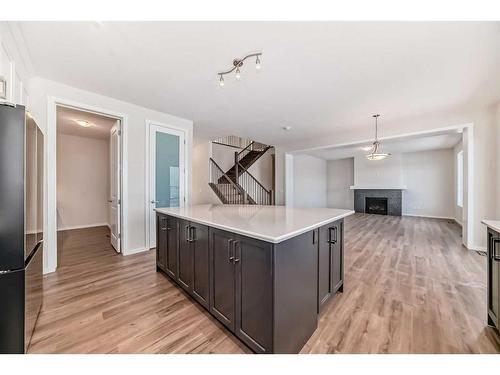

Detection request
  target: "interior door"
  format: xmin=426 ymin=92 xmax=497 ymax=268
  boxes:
xmin=149 ymin=124 xmax=185 ymax=249
xmin=109 ymin=121 xmax=120 ymax=252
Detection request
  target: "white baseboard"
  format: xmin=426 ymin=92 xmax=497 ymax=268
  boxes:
xmin=402 ymin=213 xmax=455 ymax=221
xmin=122 ymin=247 xmax=150 ymax=256
xmin=57 ymin=222 xmax=110 ymax=231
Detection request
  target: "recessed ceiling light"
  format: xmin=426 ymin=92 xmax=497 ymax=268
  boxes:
xmin=75 ymin=119 xmax=92 ymax=128
xmin=282 ymin=126 xmax=292 ymax=131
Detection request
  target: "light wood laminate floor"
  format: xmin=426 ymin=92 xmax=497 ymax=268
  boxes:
xmin=28 ymin=214 xmax=500 ymax=353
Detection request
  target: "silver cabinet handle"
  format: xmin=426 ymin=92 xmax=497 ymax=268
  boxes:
xmin=233 ymin=240 xmax=240 ymax=263
xmin=107 ymin=199 xmax=113 ymax=203
xmin=227 ymin=239 xmax=234 ymax=262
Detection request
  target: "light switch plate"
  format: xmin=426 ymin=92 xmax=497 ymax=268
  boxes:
xmin=0 ymin=76 xmax=6 ymax=99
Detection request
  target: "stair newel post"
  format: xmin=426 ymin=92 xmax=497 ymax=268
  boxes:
xmin=234 ymin=151 xmax=239 ymax=185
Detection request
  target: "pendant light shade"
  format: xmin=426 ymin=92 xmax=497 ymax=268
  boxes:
xmin=366 ymin=115 xmax=390 ymax=161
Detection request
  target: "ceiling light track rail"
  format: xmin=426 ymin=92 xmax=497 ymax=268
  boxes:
xmin=218 ymin=52 xmax=262 ymax=86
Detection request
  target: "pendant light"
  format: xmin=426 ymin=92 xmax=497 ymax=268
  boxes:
xmin=366 ymin=114 xmax=390 ymax=161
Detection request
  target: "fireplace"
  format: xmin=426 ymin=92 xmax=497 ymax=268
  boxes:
xmin=354 ymin=189 xmax=402 ymax=216
xmin=365 ymin=197 xmax=388 ymax=215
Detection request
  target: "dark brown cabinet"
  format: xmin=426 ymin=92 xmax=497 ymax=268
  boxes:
xmin=156 ymin=212 xmax=345 ymax=353
xmin=209 ymin=228 xmax=235 ymax=330
xmin=156 ymin=214 xmax=209 ymax=308
xmin=317 ymin=220 xmax=344 ymax=313
xmin=156 ymin=215 xmax=168 ymax=271
xmin=209 ymin=228 xmax=273 ymax=353
xmin=488 ymin=228 xmax=500 ymax=330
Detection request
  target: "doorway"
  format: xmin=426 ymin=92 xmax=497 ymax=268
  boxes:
xmin=56 ymin=105 xmax=122 ymax=255
xmin=147 ymin=122 xmax=186 ymax=249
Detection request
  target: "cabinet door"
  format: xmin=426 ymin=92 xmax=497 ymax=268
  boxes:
xmin=318 ymin=225 xmax=332 ymax=312
xmin=331 ymin=221 xmax=343 ymax=293
xmin=178 ymin=219 xmax=193 ymax=292
xmin=209 ymin=228 xmax=236 ymax=331
xmin=318 ymin=220 xmax=344 ymax=313
xmin=234 ymin=235 xmax=273 ymax=353
xmin=165 ymin=216 xmax=179 ymax=279
xmin=156 ymin=214 xmax=167 ymax=271
xmin=191 ymin=222 xmax=209 ymax=308
xmin=488 ymin=229 xmax=500 ymax=327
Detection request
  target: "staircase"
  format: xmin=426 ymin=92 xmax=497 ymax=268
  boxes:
xmin=209 ymin=139 xmax=274 ymax=205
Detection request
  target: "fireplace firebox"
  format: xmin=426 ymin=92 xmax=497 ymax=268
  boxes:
xmin=365 ymin=197 xmax=388 ymax=215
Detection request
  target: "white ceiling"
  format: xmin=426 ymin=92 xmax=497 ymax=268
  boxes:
xmin=19 ymin=22 xmax=500 ymax=145
xmin=299 ymin=130 xmax=462 ymax=160
xmin=57 ymin=106 xmax=117 ymax=139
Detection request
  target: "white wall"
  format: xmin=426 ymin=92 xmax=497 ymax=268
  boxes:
xmin=57 ymin=133 xmax=109 ymax=230
xmin=326 ymin=158 xmax=354 ymax=210
xmin=278 ymin=103 xmax=500 ymax=250
xmin=402 ymin=149 xmax=454 ymax=218
xmin=293 ymin=154 xmax=327 ymax=207
xmin=28 ymin=77 xmax=193 ymax=273
xmin=192 ymin=137 xmax=219 ymax=205
xmin=353 ymin=153 xmax=404 ymax=188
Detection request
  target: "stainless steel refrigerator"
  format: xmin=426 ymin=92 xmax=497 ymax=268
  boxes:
xmin=0 ymin=103 xmax=44 ymax=353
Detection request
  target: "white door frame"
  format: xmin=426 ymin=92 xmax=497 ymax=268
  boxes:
xmin=145 ymin=119 xmax=188 ymax=249
xmin=284 ymin=122 xmax=475 ymax=250
xmin=46 ymin=96 xmax=128 ymax=273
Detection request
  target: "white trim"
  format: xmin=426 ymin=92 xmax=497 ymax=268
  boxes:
xmin=289 ymin=123 xmax=472 ymax=155
xmin=145 ymin=119 xmax=188 ymax=250
xmin=402 ymin=213 xmax=456 ymax=220
xmin=284 ymin=153 xmax=294 ymax=207
xmin=453 ymin=218 xmax=463 ymax=226
xmin=57 ymin=223 xmax=109 ymax=231
xmin=46 ymin=96 xmax=128 ymax=273
xmin=123 ymin=247 xmax=151 ymax=256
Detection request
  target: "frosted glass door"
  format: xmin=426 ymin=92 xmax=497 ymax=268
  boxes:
xmin=149 ymin=125 xmax=185 ymax=248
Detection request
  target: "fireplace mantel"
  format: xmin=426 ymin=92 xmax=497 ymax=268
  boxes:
xmin=349 ymin=186 xmax=407 ymax=190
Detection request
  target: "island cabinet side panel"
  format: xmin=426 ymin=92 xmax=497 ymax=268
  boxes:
xmin=273 ymin=229 xmax=318 ymax=354
xmin=156 ymin=214 xmax=167 ymax=271
xmin=234 ymin=236 xmax=273 ymax=354
xmin=165 ymin=216 xmax=180 ymax=279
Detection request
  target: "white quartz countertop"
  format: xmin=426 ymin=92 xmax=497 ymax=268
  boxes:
xmin=155 ymin=205 xmax=354 ymax=243
xmin=482 ymin=220 xmax=500 ymax=233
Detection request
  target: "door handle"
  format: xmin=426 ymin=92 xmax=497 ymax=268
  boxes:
xmin=107 ymin=199 xmax=113 ymax=203
xmin=328 ymin=227 xmax=336 ymax=244
xmin=233 ymin=240 xmax=240 ymax=263
xmin=189 ymin=226 xmax=196 ymax=242
xmin=151 ymin=200 xmax=159 ymax=204
xmin=227 ymin=239 xmax=234 ymax=262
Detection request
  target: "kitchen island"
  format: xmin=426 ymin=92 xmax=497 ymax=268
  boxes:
xmin=155 ymin=204 xmax=354 ymax=353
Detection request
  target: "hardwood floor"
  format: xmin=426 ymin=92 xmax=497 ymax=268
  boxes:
xmin=28 ymin=215 xmax=500 ymax=354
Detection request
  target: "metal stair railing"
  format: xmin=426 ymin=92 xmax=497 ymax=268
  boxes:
xmin=209 ymin=158 xmax=249 ymax=204
xmin=237 ymin=161 xmax=274 ymax=205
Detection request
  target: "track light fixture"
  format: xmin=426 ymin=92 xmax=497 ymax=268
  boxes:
xmin=217 ymin=52 xmax=262 ymax=86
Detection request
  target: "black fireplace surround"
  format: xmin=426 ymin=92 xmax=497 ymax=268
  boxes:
xmin=354 ymin=189 xmax=402 ymax=216
xmin=365 ymin=197 xmax=388 ymax=215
